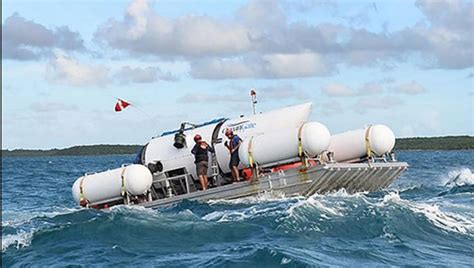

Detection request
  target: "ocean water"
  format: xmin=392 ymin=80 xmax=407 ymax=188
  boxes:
xmin=2 ymin=151 xmax=474 ymax=267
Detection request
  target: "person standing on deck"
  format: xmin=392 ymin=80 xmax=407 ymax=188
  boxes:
xmin=191 ymin=134 xmax=214 ymax=190
xmin=224 ymin=129 xmax=242 ymax=183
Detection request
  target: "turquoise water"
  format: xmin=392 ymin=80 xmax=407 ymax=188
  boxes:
xmin=2 ymin=151 xmax=474 ymax=267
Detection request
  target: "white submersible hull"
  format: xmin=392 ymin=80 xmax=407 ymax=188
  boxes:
xmin=72 ymin=103 xmax=408 ymax=209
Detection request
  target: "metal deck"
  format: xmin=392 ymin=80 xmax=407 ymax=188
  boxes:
xmin=141 ymin=161 xmax=408 ymax=209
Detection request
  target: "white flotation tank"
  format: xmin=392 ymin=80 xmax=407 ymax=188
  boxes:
xmin=327 ymin=124 xmax=395 ymax=162
xmin=72 ymin=164 xmax=153 ymax=205
xmin=239 ymin=122 xmax=331 ymax=167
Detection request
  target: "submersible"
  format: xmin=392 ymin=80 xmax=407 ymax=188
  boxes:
xmin=72 ymin=102 xmax=408 ymax=209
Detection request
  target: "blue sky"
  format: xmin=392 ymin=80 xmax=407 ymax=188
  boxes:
xmin=2 ymin=0 xmax=473 ymax=149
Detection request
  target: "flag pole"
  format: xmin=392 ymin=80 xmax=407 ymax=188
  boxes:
xmin=250 ymin=89 xmax=257 ymax=115
xmin=130 ymin=103 xmax=152 ymax=118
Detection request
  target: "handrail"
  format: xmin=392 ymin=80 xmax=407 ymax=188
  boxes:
xmin=154 ymin=173 xmax=191 ymax=195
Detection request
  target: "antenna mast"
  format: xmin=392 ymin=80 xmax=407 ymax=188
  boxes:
xmin=250 ymin=89 xmax=257 ymax=115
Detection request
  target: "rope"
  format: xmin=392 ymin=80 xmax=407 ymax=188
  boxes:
xmin=297 ymin=124 xmax=304 ymax=159
xmin=297 ymin=124 xmax=309 ymax=169
xmin=79 ymin=177 xmax=88 ymax=207
xmin=365 ymin=125 xmax=373 ymax=159
xmin=120 ymin=166 xmax=127 ymax=197
xmin=247 ymin=137 xmax=254 ymax=167
xmin=247 ymin=136 xmax=259 ymax=182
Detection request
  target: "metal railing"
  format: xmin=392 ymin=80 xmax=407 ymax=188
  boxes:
xmin=153 ymin=173 xmax=192 ymax=197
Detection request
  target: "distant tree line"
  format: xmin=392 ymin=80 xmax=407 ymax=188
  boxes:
xmin=2 ymin=136 xmax=473 ymax=157
xmin=2 ymin=145 xmax=142 ymax=157
xmin=394 ymin=136 xmax=473 ymax=150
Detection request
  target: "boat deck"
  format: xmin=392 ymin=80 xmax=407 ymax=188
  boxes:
xmin=141 ymin=161 xmax=408 ymax=209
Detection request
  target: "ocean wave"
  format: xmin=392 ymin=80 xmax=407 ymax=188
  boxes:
xmin=323 ymin=188 xmax=369 ymax=198
xmin=207 ymin=191 xmax=300 ymax=205
xmin=202 ymin=189 xmax=364 ymax=223
xmin=381 ymin=192 xmax=474 ymax=235
xmin=3 ymin=191 xmax=473 ymax=265
xmin=4 ymin=151 xmax=474 ymax=266
xmin=1 ymin=205 xmax=161 ymax=252
xmin=202 ymin=201 xmax=286 ymax=222
xmin=287 ymin=193 xmax=345 ymax=218
xmin=2 ymin=231 xmax=34 ymax=252
xmin=3 ymin=187 xmax=472 ymax=258
xmin=436 ymin=168 xmax=474 ymax=196
xmin=398 ymin=185 xmax=424 ymax=193
xmin=443 ymin=168 xmax=474 ymax=187
xmin=2 ymin=207 xmax=82 ymax=228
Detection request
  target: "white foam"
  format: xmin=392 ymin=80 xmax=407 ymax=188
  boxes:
xmin=2 ymin=207 xmax=81 ymax=228
xmin=2 ymin=231 xmax=34 ymax=252
xmin=280 ymin=257 xmax=292 ymax=265
xmin=287 ymin=194 xmax=344 ymax=218
xmin=382 ymin=191 xmax=401 ymax=203
xmin=105 ymin=205 xmax=164 ymax=222
xmin=108 ymin=204 xmax=156 ymax=214
xmin=381 ymin=226 xmax=400 ymax=244
xmin=202 ymin=204 xmax=280 ymax=222
xmin=208 ymin=191 xmax=300 ymax=205
xmin=381 ymin=192 xmax=474 ymax=235
xmin=410 ymin=203 xmax=474 ymax=235
xmin=202 ymin=211 xmax=226 ymax=221
xmin=285 ymin=189 xmax=367 ymax=218
xmin=324 ymin=188 xmax=368 ymax=198
xmin=443 ymin=168 xmax=474 ymax=187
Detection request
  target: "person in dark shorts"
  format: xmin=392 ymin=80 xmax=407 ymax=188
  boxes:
xmin=191 ymin=134 xmax=214 ymax=190
xmin=224 ymin=129 xmax=242 ymax=183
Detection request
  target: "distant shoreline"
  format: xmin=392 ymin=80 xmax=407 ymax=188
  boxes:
xmin=2 ymin=136 xmax=473 ymax=157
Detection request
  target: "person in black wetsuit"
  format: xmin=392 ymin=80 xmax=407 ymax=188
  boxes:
xmin=191 ymin=134 xmax=214 ymax=190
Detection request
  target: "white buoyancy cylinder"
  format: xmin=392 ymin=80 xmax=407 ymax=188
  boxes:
xmin=239 ymin=122 xmax=331 ymax=167
xmin=72 ymin=164 xmax=153 ymax=205
xmin=328 ymin=124 xmax=395 ymax=162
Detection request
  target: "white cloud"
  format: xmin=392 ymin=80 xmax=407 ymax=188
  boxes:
xmin=359 ymin=82 xmax=384 ymax=95
xmin=94 ymin=0 xmax=252 ymax=58
xmin=321 ymin=83 xmax=355 ymax=97
xmin=321 ymin=81 xmax=385 ymax=97
xmin=189 ymin=57 xmax=256 ymax=79
xmin=412 ymin=0 xmax=474 ymax=69
xmin=322 ymin=80 xmax=425 ymax=96
xmin=115 ymin=66 xmax=157 ymax=83
xmin=316 ymin=100 xmax=344 ymax=116
xmin=2 ymin=13 xmax=84 ymax=60
xmin=46 ymin=53 xmax=180 ymax=86
xmin=114 ymin=66 xmax=178 ymax=84
xmin=46 ymin=51 xmax=109 ymax=87
xmin=262 ymin=52 xmax=330 ymax=77
xmin=281 ymin=0 xmax=338 ymax=12
xmin=353 ymin=96 xmax=403 ymax=114
xmin=237 ymin=0 xmax=286 ymax=28
xmin=190 ymin=52 xmax=331 ymax=79
xmin=176 ymin=92 xmax=247 ymax=104
xmin=259 ymin=84 xmax=311 ymax=100
xmin=125 ymin=0 xmax=149 ymax=39
xmin=176 ymin=84 xmax=310 ymax=103
xmin=92 ymin=0 xmax=473 ymax=80
xmin=30 ymin=102 xmax=78 ymax=113
xmin=396 ymin=81 xmax=426 ymax=95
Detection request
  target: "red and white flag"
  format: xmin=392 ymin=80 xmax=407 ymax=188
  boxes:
xmin=114 ymin=99 xmax=131 ymax=112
